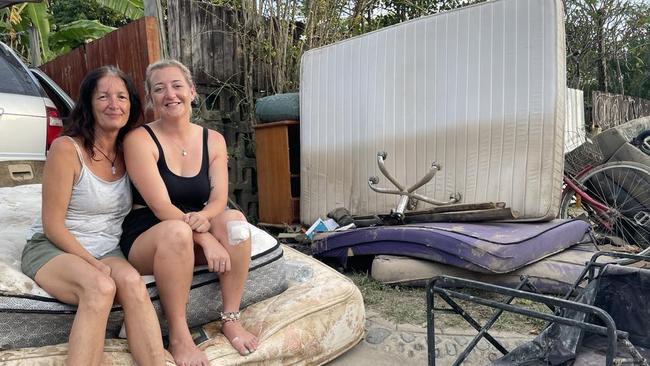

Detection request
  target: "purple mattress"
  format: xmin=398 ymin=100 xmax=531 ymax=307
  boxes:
xmin=311 ymin=219 xmax=591 ymax=273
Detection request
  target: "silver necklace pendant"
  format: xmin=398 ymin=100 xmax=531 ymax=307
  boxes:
xmin=182 ymin=149 xmax=188 ymax=156
xmin=111 ymin=164 xmax=116 ymax=175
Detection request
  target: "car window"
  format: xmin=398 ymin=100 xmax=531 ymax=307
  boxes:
xmin=41 ymin=84 xmax=71 ymax=118
xmin=31 ymin=70 xmax=74 ymax=118
xmin=0 ymin=46 xmax=41 ymax=96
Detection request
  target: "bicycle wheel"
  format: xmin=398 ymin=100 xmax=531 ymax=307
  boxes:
xmin=559 ymin=161 xmax=650 ymax=249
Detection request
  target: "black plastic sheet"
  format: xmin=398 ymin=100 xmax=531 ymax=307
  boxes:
xmin=491 ymin=265 xmax=650 ymax=365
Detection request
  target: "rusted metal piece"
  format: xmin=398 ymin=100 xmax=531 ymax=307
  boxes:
xmin=406 ymin=208 xmax=518 ymax=223
xmin=351 ymin=205 xmax=516 ymax=226
xmin=404 ymin=202 xmax=507 ymax=215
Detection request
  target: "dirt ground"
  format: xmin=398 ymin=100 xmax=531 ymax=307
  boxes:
xmin=280 ymin=240 xmax=552 ymax=336
xmin=346 ymin=271 xmax=550 ymax=335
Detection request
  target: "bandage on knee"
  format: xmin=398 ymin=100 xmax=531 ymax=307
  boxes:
xmin=227 ymin=221 xmax=251 ymax=245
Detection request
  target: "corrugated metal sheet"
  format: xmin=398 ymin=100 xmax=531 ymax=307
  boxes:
xmin=300 ymin=0 xmax=566 ymax=223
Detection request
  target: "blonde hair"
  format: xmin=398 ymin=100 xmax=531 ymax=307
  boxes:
xmin=144 ymin=59 xmax=194 ymax=109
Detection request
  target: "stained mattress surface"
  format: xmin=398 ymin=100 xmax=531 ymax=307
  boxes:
xmin=300 ymin=0 xmax=566 ymax=223
xmin=0 ymin=185 xmax=287 ymax=349
xmin=371 ymin=242 xmax=599 ymax=295
xmin=312 ymin=219 xmax=591 ymax=273
xmin=0 ymin=246 xmax=365 ymax=365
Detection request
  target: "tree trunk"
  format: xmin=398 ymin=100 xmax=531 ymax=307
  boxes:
xmin=616 ymin=56 xmax=624 ymax=95
xmin=595 ymin=11 xmax=608 ymax=92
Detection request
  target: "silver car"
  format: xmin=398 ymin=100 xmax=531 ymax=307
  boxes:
xmin=0 ymin=41 xmax=73 ymax=186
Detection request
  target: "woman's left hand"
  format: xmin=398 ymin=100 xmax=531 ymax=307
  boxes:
xmin=183 ymin=211 xmax=211 ymax=232
xmin=195 ymin=232 xmax=231 ymax=273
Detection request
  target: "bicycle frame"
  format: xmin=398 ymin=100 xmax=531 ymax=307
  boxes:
xmin=563 ymin=175 xmax=615 ymax=231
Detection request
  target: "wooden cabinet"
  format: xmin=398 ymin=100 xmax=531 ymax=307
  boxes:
xmin=254 ymin=120 xmax=300 ymax=224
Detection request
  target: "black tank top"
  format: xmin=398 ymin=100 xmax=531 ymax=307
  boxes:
xmin=132 ymin=124 xmax=211 ymax=212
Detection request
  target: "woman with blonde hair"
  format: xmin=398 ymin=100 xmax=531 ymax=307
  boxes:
xmin=120 ymin=59 xmax=257 ymax=366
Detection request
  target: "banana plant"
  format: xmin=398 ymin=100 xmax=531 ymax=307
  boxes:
xmin=22 ymin=1 xmax=54 ymax=60
xmin=95 ymin=0 xmax=144 ymax=20
xmin=2 ymin=1 xmax=118 ymax=63
xmin=49 ymin=19 xmax=115 ymax=54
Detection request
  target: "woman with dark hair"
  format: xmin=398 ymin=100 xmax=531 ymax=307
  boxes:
xmin=20 ymin=66 xmax=165 ymax=366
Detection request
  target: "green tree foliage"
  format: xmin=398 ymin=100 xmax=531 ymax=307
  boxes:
xmin=565 ymin=0 xmax=650 ymax=100
xmin=227 ymin=0 xmax=487 ymax=97
xmin=49 ymin=19 xmax=115 ymax=53
xmin=621 ymin=22 xmax=650 ymax=99
xmin=1 ymin=1 xmax=117 ymax=63
xmin=0 ymin=0 xmax=145 ymax=64
xmin=94 ymin=0 xmax=144 ymax=21
xmin=50 ymin=0 xmax=130 ymax=28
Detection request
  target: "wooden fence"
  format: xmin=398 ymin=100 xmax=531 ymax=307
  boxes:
xmin=168 ymin=0 xmax=242 ymax=88
xmin=39 ymin=17 xmax=161 ymax=111
xmin=167 ymin=0 xmax=271 ymax=98
xmin=167 ymin=1 xmax=261 ymax=220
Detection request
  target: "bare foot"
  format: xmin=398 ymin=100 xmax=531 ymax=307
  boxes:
xmin=168 ymin=338 xmax=209 ymax=366
xmin=222 ymin=320 xmax=258 ymax=355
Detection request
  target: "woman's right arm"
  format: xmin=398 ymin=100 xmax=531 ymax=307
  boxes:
xmin=124 ymin=128 xmax=186 ymax=221
xmin=41 ymin=138 xmax=110 ymax=274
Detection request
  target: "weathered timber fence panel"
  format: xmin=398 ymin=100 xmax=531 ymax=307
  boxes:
xmin=592 ymin=91 xmax=650 ymax=130
xmin=39 ymin=47 xmax=87 ymax=101
xmin=168 ymin=0 xmax=243 ymax=87
xmin=85 ymin=17 xmax=160 ymax=106
xmin=167 ymin=0 xmax=272 ymax=96
xmin=39 ymin=17 xmax=161 ymax=120
xmin=168 ymin=0 xmax=261 ymax=221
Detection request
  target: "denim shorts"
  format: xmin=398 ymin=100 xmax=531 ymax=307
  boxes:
xmin=21 ymin=233 xmax=124 ymax=280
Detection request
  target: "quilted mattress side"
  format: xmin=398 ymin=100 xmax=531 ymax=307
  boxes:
xmin=300 ymin=0 xmax=566 ymax=223
xmin=0 ymin=245 xmax=287 ymax=349
xmin=0 ymin=246 xmax=366 ymax=366
xmin=370 ymin=247 xmax=595 ymax=295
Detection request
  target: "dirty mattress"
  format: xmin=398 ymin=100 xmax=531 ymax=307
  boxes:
xmin=370 ymin=242 xmax=598 ymax=295
xmin=300 ymin=0 xmax=567 ymax=223
xmin=312 ymin=219 xmax=591 ymax=273
xmin=0 ymin=246 xmax=365 ymax=366
xmin=0 ymin=185 xmax=287 ymax=349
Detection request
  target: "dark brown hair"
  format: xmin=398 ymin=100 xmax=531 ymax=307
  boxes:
xmin=62 ymin=65 xmax=142 ymax=157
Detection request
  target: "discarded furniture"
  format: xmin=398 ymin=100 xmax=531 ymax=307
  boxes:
xmin=426 ymin=251 xmax=650 ymax=365
xmin=253 ymin=120 xmax=300 ymax=225
xmin=300 ymin=0 xmax=567 ymax=223
xmin=0 ymin=186 xmax=286 ymax=349
xmin=355 ymin=150 xmax=515 ymax=225
xmin=366 ymin=151 xmax=461 ymax=220
xmin=371 ymin=241 xmax=598 ymax=295
xmin=312 ymin=219 xmax=591 ymax=272
xmin=0 ymin=185 xmax=365 ymax=365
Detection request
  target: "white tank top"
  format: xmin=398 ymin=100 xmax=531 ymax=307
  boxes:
xmin=28 ymin=137 xmax=132 ymax=257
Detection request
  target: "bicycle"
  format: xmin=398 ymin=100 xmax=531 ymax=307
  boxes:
xmin=559 ymin=134 xmax=650 ymax=250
